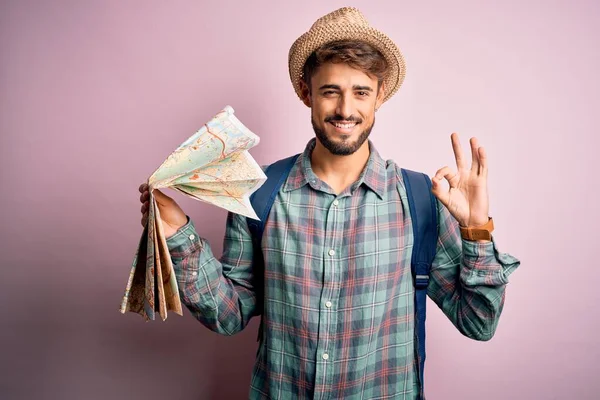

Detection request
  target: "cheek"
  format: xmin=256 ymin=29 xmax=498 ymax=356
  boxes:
xmin=311 ymin=107 xmax=323 ymax=123
xmin=312 ymin=103 xmax=333 ymax=121
xmin=359 ymin=104 xmax=376 ymax=122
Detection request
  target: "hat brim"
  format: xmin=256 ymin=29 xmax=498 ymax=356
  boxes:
xmin=288 ymin=23 xmax=406 ymax=104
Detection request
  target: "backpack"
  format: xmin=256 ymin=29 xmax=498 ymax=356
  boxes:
xmin=247 ymin=154 xmax=438 ymax=400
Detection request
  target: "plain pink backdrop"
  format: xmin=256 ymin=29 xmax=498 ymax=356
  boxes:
xmin=1 ymin=1 xmax=598 ymax=399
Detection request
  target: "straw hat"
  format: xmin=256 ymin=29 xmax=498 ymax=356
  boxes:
xmin=288 ymin=7 xmax=406 ymax=104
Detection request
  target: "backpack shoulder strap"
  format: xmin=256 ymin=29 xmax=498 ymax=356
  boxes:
xmin=247 ymin=154 xmax=300 ymax=241
xmin=247 ymin=153 xmax=300 ymax=343
xmin=400 ymin=168 xmax=439 ymax=400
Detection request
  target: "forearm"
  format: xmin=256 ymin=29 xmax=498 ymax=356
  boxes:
xmin=428 ymin=200 xmax=521 ymax=340
xmin=429 ymin=237 xmax=520 ymax=340
xmin=167 ymin=217 xmax=257 ymax=335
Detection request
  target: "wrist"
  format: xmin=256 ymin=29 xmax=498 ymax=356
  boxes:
xmin=460 ymin=217 xmax=490 ymax=228
xmin=459 ymin=217 xmax=494 ymax=242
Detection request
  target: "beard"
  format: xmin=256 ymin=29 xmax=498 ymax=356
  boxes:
xmin=312 ymin=114 xmax=375 ymax=156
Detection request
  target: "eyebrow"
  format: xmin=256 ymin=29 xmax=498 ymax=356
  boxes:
xmin=318 ymin=84 xmax=374 ymax=92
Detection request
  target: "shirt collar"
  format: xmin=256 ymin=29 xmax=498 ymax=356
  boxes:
xmin=283 ymin=138 xmax=387 ymax=199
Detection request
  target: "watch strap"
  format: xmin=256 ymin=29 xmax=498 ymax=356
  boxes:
xmin=460 ymin=217 xmax=494 ymax=241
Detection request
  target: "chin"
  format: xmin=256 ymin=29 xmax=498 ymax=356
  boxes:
xmin=318 ymin=132 xmax=366 ymax=156
xmin=311 ymin=116 xmax=374 ymax=156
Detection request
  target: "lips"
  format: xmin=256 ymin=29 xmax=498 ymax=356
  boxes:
xmin=332 ymin=122 xmax=356 ymax=129
xmin=329 ymin=120 xmax=358 ymax=133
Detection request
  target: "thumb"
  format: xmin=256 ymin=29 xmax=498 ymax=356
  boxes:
xmin=151 ymin=188 xmax=173 ymax=206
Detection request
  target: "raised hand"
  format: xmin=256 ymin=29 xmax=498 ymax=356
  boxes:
xmin=139 ymin=183 xmax=188 ymax=238
xmin=431 ymin=133 xmax=489 ymax=228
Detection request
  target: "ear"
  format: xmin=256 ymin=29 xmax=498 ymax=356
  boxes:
xmin=299 ymin=79 xmax=312 ymax=108
xmin=375 ymin=82 xmax=386 ymax=110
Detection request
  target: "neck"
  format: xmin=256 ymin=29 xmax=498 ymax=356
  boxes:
xmin=310 ymin=139 xmax=370 ymax=194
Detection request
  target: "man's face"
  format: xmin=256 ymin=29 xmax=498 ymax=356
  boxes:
xmin=301 ymin=62 xmax=385 ymax=156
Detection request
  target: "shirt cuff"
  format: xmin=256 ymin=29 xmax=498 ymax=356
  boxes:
xmin=461 ymin=235 xmax=496 ymax=258
xmin=165 ymin=216 xmax=202 ymax=261
xmin=461 ymin=235 xmax=521 ymax=277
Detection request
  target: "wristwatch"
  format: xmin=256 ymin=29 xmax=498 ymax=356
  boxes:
xmin=459 ymin=217 xmax=494 ymax=241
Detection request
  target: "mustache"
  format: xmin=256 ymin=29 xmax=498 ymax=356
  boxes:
xmin=324 ymin=115 xmax=362 ymax=124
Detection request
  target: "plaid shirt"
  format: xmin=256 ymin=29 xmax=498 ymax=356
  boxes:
xmin=166 ymin=138 xmax=520 ymax=400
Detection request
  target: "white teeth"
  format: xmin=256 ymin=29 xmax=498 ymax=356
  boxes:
xmin=333 ymin=122 xmax=356 ymax=129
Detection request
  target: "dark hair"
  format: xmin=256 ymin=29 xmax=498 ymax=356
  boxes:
xmin=301 ymin=40 xmax=389 ymax=92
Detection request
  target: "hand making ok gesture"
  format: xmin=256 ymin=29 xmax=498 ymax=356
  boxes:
xmin=431 ymin=133 xmax=490 ymax=228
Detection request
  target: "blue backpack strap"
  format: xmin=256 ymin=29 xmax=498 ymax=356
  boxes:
xmin=401 ymin=168 xmax=439 ymax=400
xmin=247 ymin=154 xmax=300 ymax=342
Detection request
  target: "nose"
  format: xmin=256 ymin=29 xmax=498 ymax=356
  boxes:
xmin=336 ymin=93 xmax=354 ymax=120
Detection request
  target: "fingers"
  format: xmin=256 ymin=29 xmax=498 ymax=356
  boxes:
xmin=140 ymin=195 xmax=149 ymax=227
xmin=470 ymin=137 xmax=481 ymax=174
xmin=137 ymin=184 xmax=176 ymax=228
xmin=139 ymin=183 xmax=150 ymax=227
xmin=140 ymin=200 xmax=148 ymax=227
xmin=433 ymin=166 xmax=459 ymax=188
xmin=451 ymin=133 xmax=467 ymax=171
xmin=478 ymin=146 xmax=488 ymax=176
xmin=139 ymin=183 xmax=172 ymax=204
xmin=452 ymin=134 xmax=487 ymax=176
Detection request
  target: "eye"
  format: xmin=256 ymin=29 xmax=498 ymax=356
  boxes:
xmin=356 ymin=91 xmax=369 ymax=97
xmin=323 ymin=90 xmax=337 ymax=96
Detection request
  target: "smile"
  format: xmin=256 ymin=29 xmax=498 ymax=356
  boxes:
xmin=329 ymin=121 xmax=357 ymax=133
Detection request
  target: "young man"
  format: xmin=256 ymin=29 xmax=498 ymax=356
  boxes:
xmin=138 ymin=7 xmax=520 ymax=400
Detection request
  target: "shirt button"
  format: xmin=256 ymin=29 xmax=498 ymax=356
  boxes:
xmin=328 ymin=249 xmax=335 ymax=256
xmin=189 ymin=234 xmax=195 ymax=241
xmin=191 ymin=271 xmax=198 ymax=277
xmin=325 ymin=301 xmax=332 ymax=308
xmin=322 ymin=353 xmax=329 ymax=360
xmin=333 ymin=200 xmax=339 ymax=207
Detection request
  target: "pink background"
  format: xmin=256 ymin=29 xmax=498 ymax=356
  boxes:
xmin=1 ymin=1 xmax=598 ymax=399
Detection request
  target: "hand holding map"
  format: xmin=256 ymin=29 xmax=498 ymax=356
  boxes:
xmin=120 ymin=106 xmax=267 ymax=321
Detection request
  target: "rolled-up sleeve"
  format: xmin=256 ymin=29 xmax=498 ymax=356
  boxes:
xmin=166 ymin=212 xmax=258 ymax=335
xmin=427 ymin=199 xmax=521 ymax=341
